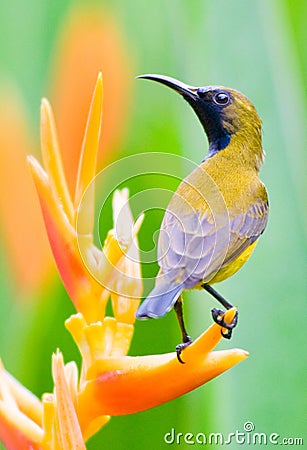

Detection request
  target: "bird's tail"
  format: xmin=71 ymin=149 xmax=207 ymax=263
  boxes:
xmin=136 ymin=282 xmax=182 ymax=319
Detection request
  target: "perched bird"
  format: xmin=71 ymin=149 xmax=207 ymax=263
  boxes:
xmin=136 ymin=74 xmax=268 ymax=363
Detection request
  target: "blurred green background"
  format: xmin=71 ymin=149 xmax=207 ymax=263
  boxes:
xmin=0 ymin=0 xmax=306 ymax=449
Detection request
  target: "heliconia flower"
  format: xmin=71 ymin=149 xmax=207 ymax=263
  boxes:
xmin=0 ymin=73 xmax=248 ymax=448
xmin=28 ymin=74 xmax=142 ymax=324
xmin=0 ymin=5 xmax=132 ymax=295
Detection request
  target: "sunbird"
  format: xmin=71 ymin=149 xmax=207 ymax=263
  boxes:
xmin=136 ymin=74 xmax=268 ymax=363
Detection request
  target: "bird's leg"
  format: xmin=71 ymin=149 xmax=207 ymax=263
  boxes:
xmin=174 ymin=295 xmax=192 ymax=364
xmin=202 ymin=284 xmax=238 ymax=339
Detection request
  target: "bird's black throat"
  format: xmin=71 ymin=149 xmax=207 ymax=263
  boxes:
xmin=183 ymin=94 xmax=231 ymax=159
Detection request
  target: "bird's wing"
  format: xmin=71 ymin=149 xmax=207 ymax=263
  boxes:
xmin=158 ymin=185 xmax=268 ymax=287
xmin=223 ymin=194 xmax=269 ymax=266
xmin=158 ymin=198 xmax=228 ymax=287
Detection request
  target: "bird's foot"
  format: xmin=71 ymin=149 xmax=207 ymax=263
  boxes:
xmin=211 ymin=308 xmax=238 ymax=339
xmin=176 ymin=335 xmax=193 ymax=364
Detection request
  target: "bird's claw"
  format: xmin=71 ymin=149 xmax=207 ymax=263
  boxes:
xmin=211 ymin=308 xmax=238 ymax=339
xmin=176 ymin=336 xmax=193 ymax=364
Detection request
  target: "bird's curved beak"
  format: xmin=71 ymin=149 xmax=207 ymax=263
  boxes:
xmin=137 ymin=74 xmax=198 ymax=100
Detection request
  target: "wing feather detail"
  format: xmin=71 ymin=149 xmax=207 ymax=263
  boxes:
xmin=158 ymin=185 xmax=268 ymax=288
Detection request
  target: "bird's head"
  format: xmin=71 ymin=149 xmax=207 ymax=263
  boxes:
xmin=137 ymin=74 xmax=263 ymax=164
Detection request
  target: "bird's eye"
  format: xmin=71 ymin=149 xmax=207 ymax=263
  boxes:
xmin=213 ymin=92 xmax=230 ymax=105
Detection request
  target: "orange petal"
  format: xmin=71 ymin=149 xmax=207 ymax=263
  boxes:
xmin=50 ymin=6 xmax=133 ymax=194
xmin=29 ymin=156 xmax=131 ymax=322
xmin=83 ymin=415 xmax=110 ymax=442
xmin=52 ymin=351 xmax=86 ymax=449
xmin=4 ymin=370 xmax=43 ymax=428
xmin=28 ymin=156 xmax=94 ymax=318
xmin=75 ymin=73 xmax=103 ymax=235
xmin=77 ymin=309 xmax=248 ymax=423
xmin=0 ymin=411 xmax=43 ymax=450
xmin=110 ymin=252 xmax=142 ymax=324
xmin=0 ymin=361 xmax=44 ymax=449
xmin=0 ymin=85 xmax=53 ymax=294
xmin=42 ymin=393 xmax=56 ymax=448
xmin=66 ymin=315 xmax=135 ymax=373
xmin=40 ymin=98 xmax=74 ymax=225
xmin=83 ymin=349 xmax=246 ymax=418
